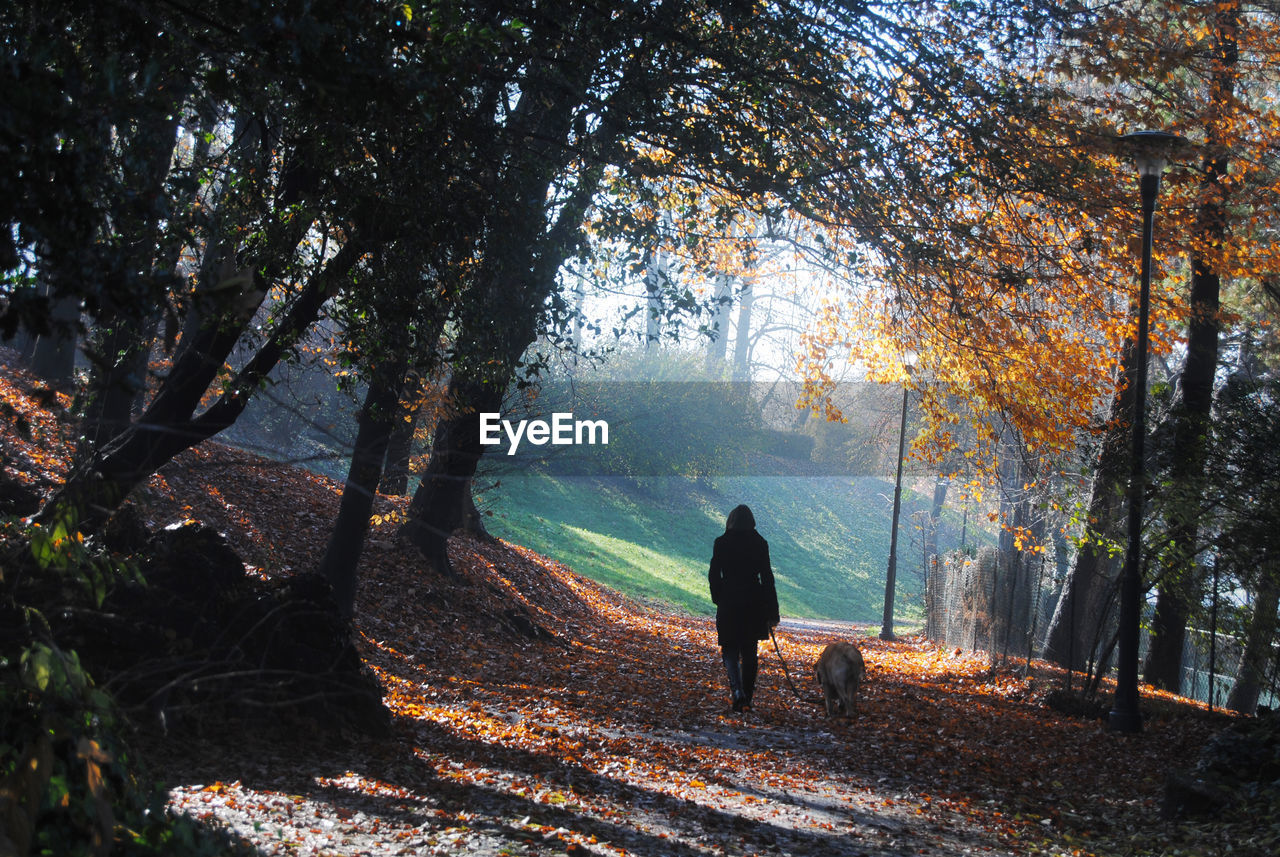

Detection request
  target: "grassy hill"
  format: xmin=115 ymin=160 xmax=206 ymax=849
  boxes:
xmin=479 ymin=467 xmax=990 ymax=625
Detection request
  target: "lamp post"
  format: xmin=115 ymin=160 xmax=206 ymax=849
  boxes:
xmin=880 ymin=359 xmax=915 ymax=641
xmin=1111 ymin=130 xmax=1185 ymax=734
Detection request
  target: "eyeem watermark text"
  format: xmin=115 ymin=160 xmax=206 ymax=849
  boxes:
xmin=479 ymin=412 xmax=609 ymax=456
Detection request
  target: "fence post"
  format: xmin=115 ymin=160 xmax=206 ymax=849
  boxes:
xmin=1209 ymin=563 xmax=1219 ymax=711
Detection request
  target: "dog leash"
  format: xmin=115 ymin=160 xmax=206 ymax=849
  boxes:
xmin=770 ymin=626 xmax=823 ymax=705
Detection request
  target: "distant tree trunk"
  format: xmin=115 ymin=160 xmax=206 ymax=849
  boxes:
xmin=1043 ymin=338 xmax=1137 ymax=672
xmin=924 ymin=475 xmax=948 ymax=567
xmin=732 ymin=279 xmax=754 ymax=383
xmin=172 ymin=113 xmax=266 ymax=352
xmin=1025 ymin=496 xmax=1050 ymax=660
xmin=1145 ymin=6 xmax=1233 ymax=689
xmin=1047 ymin=521 xmax=1070 ymax=646
xmin=572 ymin=267 xmax=586 ymax=356
xmin=319 ymin=364 xmax=406 ymax=619
xmin=30 ymin=290 xmax=80 ymax=387
xmin=644 ymin=247 xmax=666 ymax=349
xmin=8 ymin=327 xmax=35 ymax=361
xmin=1226 ymin=572 xmax=1280 ymax=715
xmin=705 ymin=273 xmax=732 ymax=371
xmin=923 ymin=476 xmax=948 ymax=641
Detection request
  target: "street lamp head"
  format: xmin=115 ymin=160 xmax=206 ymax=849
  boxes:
xmin=1119 ymin=130 xmax=1188 ymax=179
xmin=901 ymin=350 xmax=917 ymax=378
xmin=1135 ymin=153 xmax=1167 ymax=180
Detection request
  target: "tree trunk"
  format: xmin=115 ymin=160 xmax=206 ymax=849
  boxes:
xmin=991 ymin=432 xmax=1034 ymax=659
xmin=8 ymin=326 xmax=36 ymax=362
xmin=1144 ymin=3 xmax=1234 ymax=690
xmin=644 ymin=247 xmax=666 ymax=349
xmin=400 ymin=379 xmax=505 ymax=574
xmin=79 ymin=320 xmax=151 ymax=454
xmin=30 ymin=291 xmax=80 ymax=387
xmin=572 ymin=268 xmax=586 ymax=356
xmin=1226 ymin=572 xmax=1280 ymax=715
xmin=924 ymin=475 xmax=949 ymax=569
xmin=396 ymin=37 xmax=614 ymax=573
xmin=319 ymin=366 xmax=406 ymax=619
xmin=923 ymin=476 xmax=948 ymax=642
xmin=379 ymin=377 xmax=423 ymax=496
xmin=459 ymin=476 xmax=493 ymax=541
xmin=732 ymin=279 xmax=754 ymax=383
xmin=1043 ymin=339 xmax=1138 ymax=671
xmin=705 ymin=273 xmax=732 ymax=371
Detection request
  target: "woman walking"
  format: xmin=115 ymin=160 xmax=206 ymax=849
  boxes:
xmin=708 ymin=504 xmax=779 ymax=712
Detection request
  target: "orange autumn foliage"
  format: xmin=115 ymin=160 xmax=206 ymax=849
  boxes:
xmin=795 ymin=0 xmax=1280 ymax=497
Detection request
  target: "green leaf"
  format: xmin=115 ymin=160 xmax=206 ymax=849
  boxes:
xmin=23 ymin=644 xmax=55 ymax=692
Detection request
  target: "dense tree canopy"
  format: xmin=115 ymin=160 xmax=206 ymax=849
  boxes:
xmin=5 ymin=0 xmax=1280 ymax=716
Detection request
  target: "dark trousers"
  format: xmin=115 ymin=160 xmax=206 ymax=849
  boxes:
xmin=721 ymin=641 xmax=759 ymax=706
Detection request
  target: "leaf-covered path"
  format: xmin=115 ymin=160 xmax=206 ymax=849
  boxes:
xmin=129 ymin=444 xmax=1230 ymax=857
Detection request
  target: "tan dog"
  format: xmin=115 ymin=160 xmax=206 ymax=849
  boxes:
xmin=814 ymin=642 xmax=865 ymax=717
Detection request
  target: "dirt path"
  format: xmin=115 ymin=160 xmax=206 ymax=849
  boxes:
xmin=153 ymin=622 xmax=1006 ymax=857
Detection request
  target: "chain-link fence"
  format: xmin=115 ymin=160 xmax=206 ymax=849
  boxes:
xmin=924 ymin=546 xmax=1056 ymax=663
xmin=1172 ymin=627 xmax=1280 ymax=711
xmin=924 ymin=546 xmax=1280 ymax=712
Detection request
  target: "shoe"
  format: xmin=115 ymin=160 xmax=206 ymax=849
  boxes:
xmin=731 ymin=691 xmax=746 ymax=712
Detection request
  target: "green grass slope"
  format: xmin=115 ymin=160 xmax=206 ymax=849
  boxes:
xmin=480 ymin=468 xmax=984 ymax=624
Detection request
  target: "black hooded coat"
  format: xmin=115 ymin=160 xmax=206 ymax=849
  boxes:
xmin=708 ymin=527 xmax=780 ymax=647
